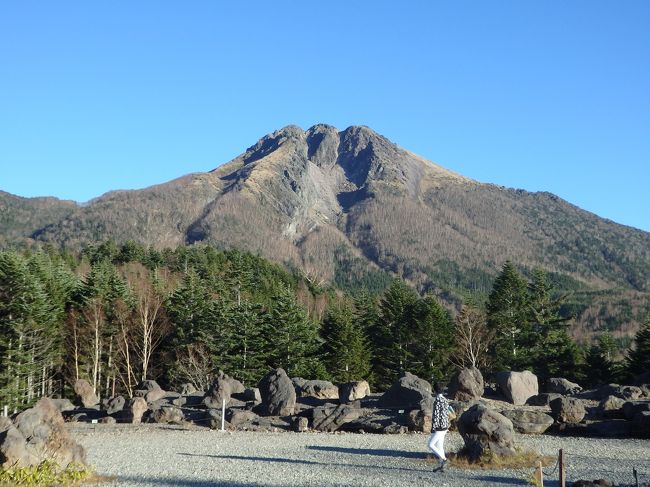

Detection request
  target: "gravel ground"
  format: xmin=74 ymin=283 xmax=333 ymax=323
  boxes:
xmin=71 ymin=424 xmax=650 ymax=487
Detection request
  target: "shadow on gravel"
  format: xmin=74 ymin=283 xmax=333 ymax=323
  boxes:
xmin=113 ymin=476 xmax=287 ymax=487
xmin=474 ymin=476 xmax=528 ymax=485
xmin=305 ymin=446 xmax=425 ymax=459
xmin=177 ymin=452 xmax=426 ymax=474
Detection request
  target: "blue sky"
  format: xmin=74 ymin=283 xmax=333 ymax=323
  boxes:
xmin=1 ymin=2 xmax=649 ymax=231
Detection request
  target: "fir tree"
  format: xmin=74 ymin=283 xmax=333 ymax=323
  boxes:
xmin=627 ymin=316 xmax=650 ymax=376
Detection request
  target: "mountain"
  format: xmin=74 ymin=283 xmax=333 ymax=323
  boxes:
xmin=0 ymin=191 xmax=77 ymax=247
xmin=5 ymin=124 xmax=650 ymax=341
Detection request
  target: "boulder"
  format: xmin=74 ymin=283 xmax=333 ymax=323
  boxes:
xmin=457 ymin=404 xmax=517 ymax=460
xmin=407 ymin=409 xmax=432 ymax=433
xmin=242 ymin=388 xmax=262 ymax=403
xmin=500 ymin=409 xmax=554 ymax=434
xmin=449 ymin=367 xmax=484 ymax=401
xmin=526 ymin=393 xmax=563 ymax=406
xmin=340 ymin=411 xmax=404 ymax=434
xmin=293 ymin=416 xmax=309 ymax=432
xmin=152 ymin=406 xmax=184 ymax=424
xmin=295 ymin=380 xmax=339 ymax=400
xmin=127 ymin=397 xmax=148 ymax=424
xmin=180 ymin=383 xmax=197 ymax=395
xmin=50 ymin=398 xmax=75 ymax=413
xmin=99 ymin=416 xmax=117 ymax=424
xmin=258 ymin=368 xmax=296 ymax=416
xmin=547 ymin=377 xmax=582 ymax=395
xmin=227 ymin=410 xmax=259 ymax=427
xmin=105 ymin=395 xmax=126 ymax=415
xmin=204 ymin=373 xmax=233 ymax=409
xmin=338 ymin=381 xmax=371 ymax=403
xmin=0 ymin=398 xmax=86 ymax=469
xmin=204 ymin=409 xmax=229 ymax=430
xmin=311 ymin=405 xmax=362 ymax=432
xmin=134 ymin=380 xmax=166 ymax=403
xmin=598 ymin=395 xmax=625 ymax=419
xmin=377 ymin=372 xmax=432 ymax=409
xmin=495 ymin=371 xmax=538 ymax=405
xmin=622 ymin=400 xmax=650 ymax=421
xmin=73 ymin=379 xmax=99 ymax=408
xmin=550 ymin=397 xmax=586 ymax=424
xmin=585 ymin=420 xmax=632 ymax=438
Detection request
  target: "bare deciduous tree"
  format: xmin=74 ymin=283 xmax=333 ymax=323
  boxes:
xmin=452 ymin=306 xmax=493 ymax=370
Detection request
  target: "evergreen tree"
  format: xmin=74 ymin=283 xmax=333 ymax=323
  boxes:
xmin=410 ymin=296 xmax=454 ymax=382
xmin=322 ymin=301 xmax=372 ymax=382
xmin=371 ymin=280 xmax=419 ymax=390
xmin=627 ymin=316 xmax=650 ymax=376
xmin=486 ymin=261 xmax=529 ymax=370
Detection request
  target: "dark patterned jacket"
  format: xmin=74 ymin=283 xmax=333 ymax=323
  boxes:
xmin=431 ymin=393 xmax=450 ymax=431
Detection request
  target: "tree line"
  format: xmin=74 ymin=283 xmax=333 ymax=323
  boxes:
xmin=0 ymin=242 xmax=647 ymax=411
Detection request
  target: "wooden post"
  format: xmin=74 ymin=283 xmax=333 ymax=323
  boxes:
xmin=559 ymin=449 xmax=566 ymax=487
xmin=534 ymin=460 xmax=544 ymax=487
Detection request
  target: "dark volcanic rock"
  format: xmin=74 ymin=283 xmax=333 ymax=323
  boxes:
xmin=457 ymin=404 xmax=516 ymax=460
xmin=338 ymin=381 xmax=371 ymax=403
xmin=258 ymin=368 xmax=296 ymax=416
xmin=74 ymin=379 xmax=99 ymax=408
xmin=500 ymin=409 xmax=554 ymax=434
xmin=495 ymin=371 xmax=538 ymax=405
xmin=377 ymin=372 xmax=432 ymax=409
xmin=550 ymin=397 xmax=586 ymax=424
xmin=449 ymin=367 xmax=484 ymax=401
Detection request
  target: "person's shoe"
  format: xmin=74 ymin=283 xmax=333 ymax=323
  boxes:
xmin=438 ymin=459 xmax=447 ymax=472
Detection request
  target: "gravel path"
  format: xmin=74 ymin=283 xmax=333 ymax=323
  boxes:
xmin=72 ymin=424 xmax=650 ymax=487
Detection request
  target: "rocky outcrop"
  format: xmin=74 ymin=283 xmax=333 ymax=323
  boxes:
xmin=74 ymin=379 xmax=99 ymax=408
xmin=449 ymin=367 xmax=484 ymax=401
xmin=500 ymin=409 xmax=554 ymax=434
xmin=457 ymin=404 xmax=516 ymax=459
xmin=258 ymin=368 xmax=296 ymax=416
xmin=550 ymin=397 xmax=586 ymax=424
xmin=338 ymin=381 xmax=370 ymax=403
xmin=0 ymin=398 xmax=86 ymax=469
xmin=495 ymin=371 xmax=538 ymax=405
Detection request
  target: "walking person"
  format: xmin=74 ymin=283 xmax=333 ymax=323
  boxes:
xmin=428 ymin=382 xmax=450 ymax=472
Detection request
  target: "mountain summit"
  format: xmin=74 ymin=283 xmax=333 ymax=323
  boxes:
xmin=6 ymin=124 xmax=650 ymax=299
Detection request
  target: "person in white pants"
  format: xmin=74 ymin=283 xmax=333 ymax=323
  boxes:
xmin=428 ymin=382 xmax=450 ymax=472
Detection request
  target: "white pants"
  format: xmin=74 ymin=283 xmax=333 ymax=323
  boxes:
xmin=428 ymin=429 xmax=447 ymax=461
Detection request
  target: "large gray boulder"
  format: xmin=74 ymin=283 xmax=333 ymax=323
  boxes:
xmin=204 ymin=373 xmax=233 ymax=409
xmin=73 ymin=379 xmax=99 ymax=408
xmin=598 ymin=395 xmax=626 ymax=419
xmin=258 ymin=368 xmax=296 ymax=416
xmin=50 ymin=398 xmax=76 ymax=413
xmin=550 ymin=397 xmax=586 ymax=424
xmin=500 ymin=409 xmax=554 ymax=434
xmin=547 ymin=377 xmax=582 ymax=395
xmin=0 ymin=398 xmax=86 ymax=469
xmin=294 ymin=379 xmax=339 ymax=400
xmin=526 ymin=393 xmax=562 ymax=406
xmin=457 ymin=404 xmax=517 ymax=460
xmin=227 ymin=410 xmax=259 ymax=427
xmin=127 ymin=397 xmax=148 ymax=424
xmin=311 ymin=404 xmax=362 ymax=432
xmin=133 ymin=380 xmax=166 ymax=403
xmin=152 ymin=406 xmax=184 ymax=424
xmin=449 ymin=367 xmax=484 ymax=401
xmin=377 ymin=372 xmax=432 ymax=409
xmin=407 ymin=409 xmax=432 ymax=433
xmin=338 ymin=381 xmax=371 ymax=403
xmin=495 ymin=371 xmax=538 ymax=405
xmin=105 ymin=395 xmax=126 ymax=415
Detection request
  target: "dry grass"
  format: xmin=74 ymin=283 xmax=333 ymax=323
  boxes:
xmin=424 ymin=448 xmax=554 ymax=471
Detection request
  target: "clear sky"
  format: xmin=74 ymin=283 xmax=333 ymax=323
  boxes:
xmin=1 ymin=2 xmax=649 ymax=232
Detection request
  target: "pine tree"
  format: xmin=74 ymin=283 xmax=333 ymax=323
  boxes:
xmin=627 ymin=316 xmax=650 ymax=376
xmin=322 ymin=301 xmax=372 ymax=382
xmin=486 ymin=261 xmax=528 ymax=370
xmin=410 ymin=296 xmax=454 ymax=382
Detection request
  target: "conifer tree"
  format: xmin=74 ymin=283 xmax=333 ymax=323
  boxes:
xmin=322 ymin=301 xmax=372 ymax=382
xmin=627 ymin=316 xmax=650 ymax=376
xmin=410 ymin=296 xmax=454 ymax=382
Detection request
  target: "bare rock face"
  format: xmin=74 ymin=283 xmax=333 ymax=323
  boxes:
xmin=550 ymin=397 xmax=586 ymax=424
xmin=258 ymin=368 xmax=296 ymax=416
xmin=449 ymin=367 xmax=484 ymax=401
xmin=338 ymin=381 xmax=371 ymax=403
xmin=378 ymin=372 xmax=432 ymax=409
xmin=128 ymin=397 xmax=148 ymax=424
xmin=500 ymin=409 xmax=554 ymax=434
xmin=495 ymin=371 xmax=538 ymax=406
xmin=457 ymin=404 xmax=516 ymax=460
xmin=74 ymin=379 xmax=99 ymax=408
xmin=0 ymin=398 xmax=86 ymax=469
